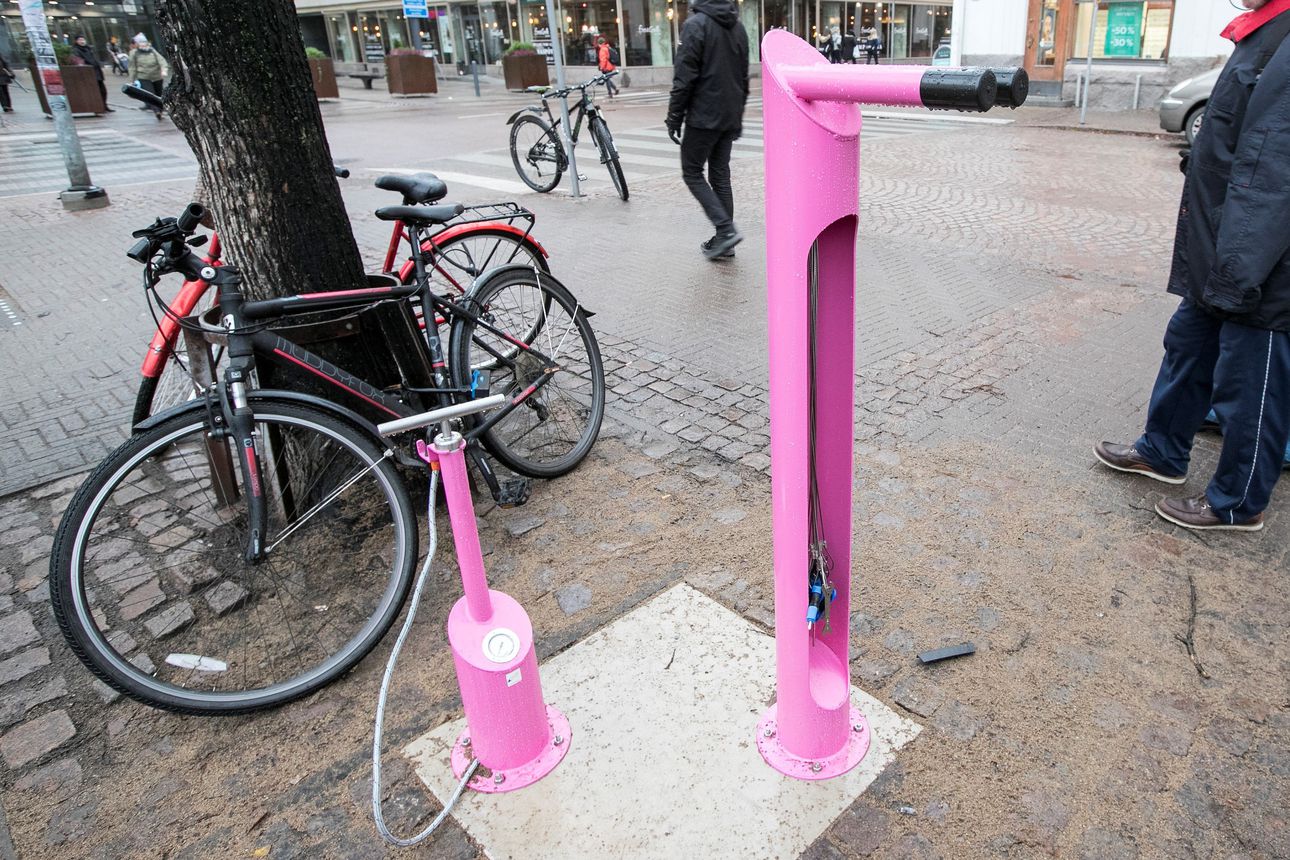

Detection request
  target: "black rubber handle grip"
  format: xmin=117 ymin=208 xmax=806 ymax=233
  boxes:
xmin=176 ymin=203 xmax=205 ymax=234
xmin=120 ymin=83 xmax=162 ymax=108
xmin=991 ymin=68 xmax=1029 ymax=109
xmin=334 ymin=167 xmax=351 ymax=179
xmin=920 ymin=68 xmax=997 ymax=112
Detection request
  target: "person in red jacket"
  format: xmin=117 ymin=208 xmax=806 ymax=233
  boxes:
xmin=596 ymin=36 xmax=619 ymax=98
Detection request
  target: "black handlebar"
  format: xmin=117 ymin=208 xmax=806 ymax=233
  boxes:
xmin=175 ymin=203 xmax=205 ymax=234
xmin=917 ymin=66 xmax=1028 ymax=112
xmin=991 ymin=68 xmax=1029 ymax=109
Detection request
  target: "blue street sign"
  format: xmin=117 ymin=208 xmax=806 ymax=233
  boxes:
xmin=403 ymin=0 xmax=429 ymax=17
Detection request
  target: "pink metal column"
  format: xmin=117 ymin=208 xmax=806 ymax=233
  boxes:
xmin=427 ymin=437 xmax=571 ymax=792
xmin=756 ymin=30 xmax=1026 ymax=780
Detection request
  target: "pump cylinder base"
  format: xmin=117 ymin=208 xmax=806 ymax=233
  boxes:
xmin=451 ymin=705 xmax=571 ymax=793
xmin=756 ymin=704 xmax=871 ymax=780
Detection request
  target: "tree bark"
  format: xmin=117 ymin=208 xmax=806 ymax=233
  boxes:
xmin=155 ymin=0 xmax=365 ymax=302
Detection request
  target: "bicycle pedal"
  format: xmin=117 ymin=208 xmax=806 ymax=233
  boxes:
xmin=496 ymin=479 xmax=531 ymax=508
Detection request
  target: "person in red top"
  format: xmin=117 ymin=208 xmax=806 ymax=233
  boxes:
xmin=596 ymin=36 xmax=619 ymax=98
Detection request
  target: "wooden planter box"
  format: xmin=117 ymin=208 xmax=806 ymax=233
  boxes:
xmin=502 ymin=54 xmax=549 ymax=91
xmin=385 ymin=54 xmax=436 ymax=96
xmin=309 ymin=57 xmax=339 ymax=99
xmin=30 ymin=60 xmax=106 ymax=116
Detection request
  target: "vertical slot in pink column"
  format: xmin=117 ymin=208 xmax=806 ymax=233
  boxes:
xmin=756 ymin=30 xmax=1026 ymax=780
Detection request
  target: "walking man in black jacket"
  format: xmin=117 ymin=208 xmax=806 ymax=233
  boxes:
xmin=666 ymin=0 xmax=750 ymax=260
xmin=1095 ymin=0 xmax=1290 ymax=531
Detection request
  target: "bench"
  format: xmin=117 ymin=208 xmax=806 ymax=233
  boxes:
xmin=347 ymin=72 xmax=383 ymax=89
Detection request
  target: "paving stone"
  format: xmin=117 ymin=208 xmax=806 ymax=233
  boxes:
xmin=0 ymin=610 xmax=40 ymax=657
xmin=92 ymin=680 xmax=122 ymax=705
xmin=0 ymin=525 xmax=42 ymax=548
xmin=618 ymin=460 xmax=659 ymax=479
xmin=130 ymin=652 xmax=157 ymax=675
xmin=1078 ymin=827 xmax=1139 ymax=860
xmin=830 ymin=802 xmax=890 ymax=856
xmin=0 ymin=675 xmax=68 ymax=729
xmin=891 ymin=675 xmax=945 ymax=718
xmin=974 ymin=606 xmax=1002 ymax=631
xmin=800 ymin=836 xmax=846 ymax=860
xmin=883 ymin=628 xmax=917 ymax=656
xmin=1 ymin=709 xmax=77 ymax=769
xmin=144 ymin=602 xmax=195 ymax=640
xmin=739 ymin=452 xmax=772 ymax=471
xmin=0 ymin=646 xmax=51 ymax=686
xmin=204 ymin=581 xmax=249 ymax=617
xmin=1204 ymin=718 xmax=1253 ymax=757
xmin=1148 ymin=692 xmax=1202 ymax=731
xmin=932 ymin=699 xmax=985 ymax=741
xmin=13 ymin=756 xmax=83 ymax=798
xmin=889 ymin=833 xmax=940 ymax=859
xmin=687 ymin=464 xmax=721 ymax=481
xmin=554 ymin=583 xmax=592 ymax=616
xmin=1019 ymin=786 xmax=1072 ymax=846
xmin=641 ymin=441 xmax=678 ymax=460
xmin=505 ymin=513 xmax=546 ymax=538
xmin=45 ymin=797 xmax=98 ymax=846
xmin=872 ymin=513 xmax=905 ymax=528
xmin=854 ymin=658 xmax=899 ymax=687
xmin=1140 ymin=723 xmax=1192 ymax=757
xmin=119 ymin=579 xmax=166 ymax=622
xmin=925 ymin=799 xmax=950 ymax=825
xmin=710 ymin=508 xmax=747 ymax=525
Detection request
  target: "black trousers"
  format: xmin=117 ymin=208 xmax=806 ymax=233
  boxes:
xmin=139 ymin=78 xmax=163 ymax=112
xmin=0 ymin=84 xmax=10 ymax=111
xmin=680 ymin=126 xmax=737 ymax=233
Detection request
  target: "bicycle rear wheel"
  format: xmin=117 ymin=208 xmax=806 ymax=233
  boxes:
xmin=509 ymin=115 xmax=565 ymax=194
xmin=50 ymin=398 xmax=417 ymax=715
xmin=411 ymin=227 xmax=550 ymax=296
xmin=590 ymin=116 xmax=628 ymax=202
xmin=449 ymin=269 xmax=605 ymax=478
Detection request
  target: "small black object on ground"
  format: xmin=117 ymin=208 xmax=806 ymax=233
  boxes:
xmin=917 ymin=642 xmax=977 ymax=664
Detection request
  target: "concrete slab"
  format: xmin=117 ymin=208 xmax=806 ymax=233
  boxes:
xmin=406 ymin=583 xmax=920 ymax=860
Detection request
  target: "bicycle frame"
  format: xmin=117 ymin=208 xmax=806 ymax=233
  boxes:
xmin=541 ymin=87 xmax=599 ymax=148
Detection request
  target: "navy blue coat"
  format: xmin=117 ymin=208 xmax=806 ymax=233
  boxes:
xmin=1168 ymin=13 xmax=1290 ymax=331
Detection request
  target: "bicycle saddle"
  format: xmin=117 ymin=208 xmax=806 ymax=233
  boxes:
xmin=375 ymin=172 xmax=448 ymax=205
xmin=374 ymin=203 xmax=464 ymax=226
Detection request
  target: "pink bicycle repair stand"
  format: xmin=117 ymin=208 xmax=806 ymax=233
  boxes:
xmin=418 ymin=437 xmax=570 ymax=793
xmin=756 ymin=30 xmax=1026 ymax=780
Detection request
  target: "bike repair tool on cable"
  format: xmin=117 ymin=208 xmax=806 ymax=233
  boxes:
xmin=756 ymin=30 xmax=1027 ymax=781
xmin=371 ymin=394 xmax=570 ymax=848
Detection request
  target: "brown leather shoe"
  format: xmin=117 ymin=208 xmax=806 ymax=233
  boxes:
xmin=1093 ymin=441 xmax=1186 ymax=485
xmin=1155 ymin=494 xmax=1264 ymax=531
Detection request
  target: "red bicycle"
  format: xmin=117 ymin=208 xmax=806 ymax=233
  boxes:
xmin=132 ymin=171 xmax=550 ymax=424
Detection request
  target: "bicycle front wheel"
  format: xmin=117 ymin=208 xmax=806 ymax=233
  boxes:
xmin=50 ymin=399 xmax=417 ymax=715
xmin=509 ymin=115 xmax=565 ymax=194
xmin=449 ymin=269 xmax=605 ymax=478
xmin=590 ymin=116 xmax=628 ymax=202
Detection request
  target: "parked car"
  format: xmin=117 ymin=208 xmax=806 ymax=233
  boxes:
xmin=1159 ymin=68 xmax=1219 ymax=145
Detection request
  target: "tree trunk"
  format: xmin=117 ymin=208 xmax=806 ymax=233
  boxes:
xmin=155 ymin=0 xmax=365 ymax=302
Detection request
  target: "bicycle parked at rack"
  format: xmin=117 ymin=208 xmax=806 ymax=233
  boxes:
xmin=50 ymin=203 xmax=604 ymax=714
xmin=507 ymin=71 xmax=628 ymax=201
xmin=122 ymin=85 xmax=552 ymax=425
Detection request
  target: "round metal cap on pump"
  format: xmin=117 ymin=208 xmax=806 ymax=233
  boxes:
xmin=481 ymin=627 xmax=522 ymax=664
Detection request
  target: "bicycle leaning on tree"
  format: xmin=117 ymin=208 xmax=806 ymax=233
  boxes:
xmin=507 ymin=72 xmax=628 ymax=201
xmin=49 ymin=203 xmax=604 ymax=715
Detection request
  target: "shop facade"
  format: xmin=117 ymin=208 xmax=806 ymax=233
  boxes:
xmin=954 ymin=0 xmax=1236 ymax=108
xmin=295 ymin=0 xmax=957 ymax=83
xmin=1 ymin=1 xmax=163 ymax=65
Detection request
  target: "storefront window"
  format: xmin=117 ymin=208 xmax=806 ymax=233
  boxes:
xmin=738 ymin=0 xmax=760 ymax=62
xmin=558 ymin=0 xmax=617 ymax=66
xmin=479 ymin=1 xmax=518 ymax=63
xmin=325 ymin=12 xmax=359 ymax=62
xmin=300 ymin=14 xmax=330 ymax=56
xmin=621 ymin=0 xmax=675 ymax=65
xmin=1073 ymin=0 xmax=1172 ymax=60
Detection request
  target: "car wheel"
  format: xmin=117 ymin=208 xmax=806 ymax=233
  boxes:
xmin=1184 ymin=104 xmax=1205 ymax=146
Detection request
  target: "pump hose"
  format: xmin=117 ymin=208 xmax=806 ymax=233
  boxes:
xmin=372 ymin=470 xmax=480 ymax=847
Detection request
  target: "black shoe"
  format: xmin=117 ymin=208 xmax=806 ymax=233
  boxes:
xmin=703 ymin=230 xmax=742 ymax=260
xmin=1093 ymin=441 xmax=1186 ymax=485
xmin=104 ymin=106 xmax=115 ymax=112
xmin=702 ymin=235 xmax=735 ymax=259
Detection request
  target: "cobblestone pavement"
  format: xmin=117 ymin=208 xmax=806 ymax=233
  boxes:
xmin=2 ymin=93 xmax=1288 ymax=859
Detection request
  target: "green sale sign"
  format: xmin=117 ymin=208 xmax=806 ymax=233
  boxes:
xmin=1105 ymin=3 xmax=1143 ymax=57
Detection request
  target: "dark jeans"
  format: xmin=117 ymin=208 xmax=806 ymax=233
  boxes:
xmin=866 ymin=48 xmax=879 ymax=64
xmin=0 ymin=84 xmax=10 ymax=111
xmin=139 ymin=78 xmax=163 ymax=113
xmin=1135 ymin=299 xmax=1290 ymax=521
xmin=680 ymin=126 xmax=737 ymax=233
xmin=603 ymin=73 xmax=618 ymax=96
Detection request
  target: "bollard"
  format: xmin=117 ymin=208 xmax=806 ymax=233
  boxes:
xmin=756 ymin=29 xmax=1025 ymax=781
xmin=424 ymin=436 xmax=570 ymax=792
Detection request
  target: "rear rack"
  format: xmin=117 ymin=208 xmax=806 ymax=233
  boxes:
xmin=445 ymin=201 xmax=535 ymax=229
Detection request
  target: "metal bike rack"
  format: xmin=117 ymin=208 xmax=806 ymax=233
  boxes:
xmin=756 ymin=30 xmax=1026 ymax=780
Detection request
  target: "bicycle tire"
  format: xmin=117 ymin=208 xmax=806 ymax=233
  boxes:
xmin=510 ymin=115 xmax=565 ymax=194
xmin=448 ymin=268 xmax=605 ymax=478
xmin=407 ymin=227 xmax=551 ymax=295
xmin=590 ymin=116 xmax=628 ymax=202
xmin=50 ymin=398 xmax=417 ymax=715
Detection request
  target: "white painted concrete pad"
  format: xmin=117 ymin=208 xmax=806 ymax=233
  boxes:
xmin=406 ymin=584 xmax=920 ymax=860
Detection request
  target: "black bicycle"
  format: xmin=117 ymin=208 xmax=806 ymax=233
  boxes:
xmin=507 ymin=71 xmax=628 ymax=201
xmin=49 ymin=204 xmax=604 ymax=714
